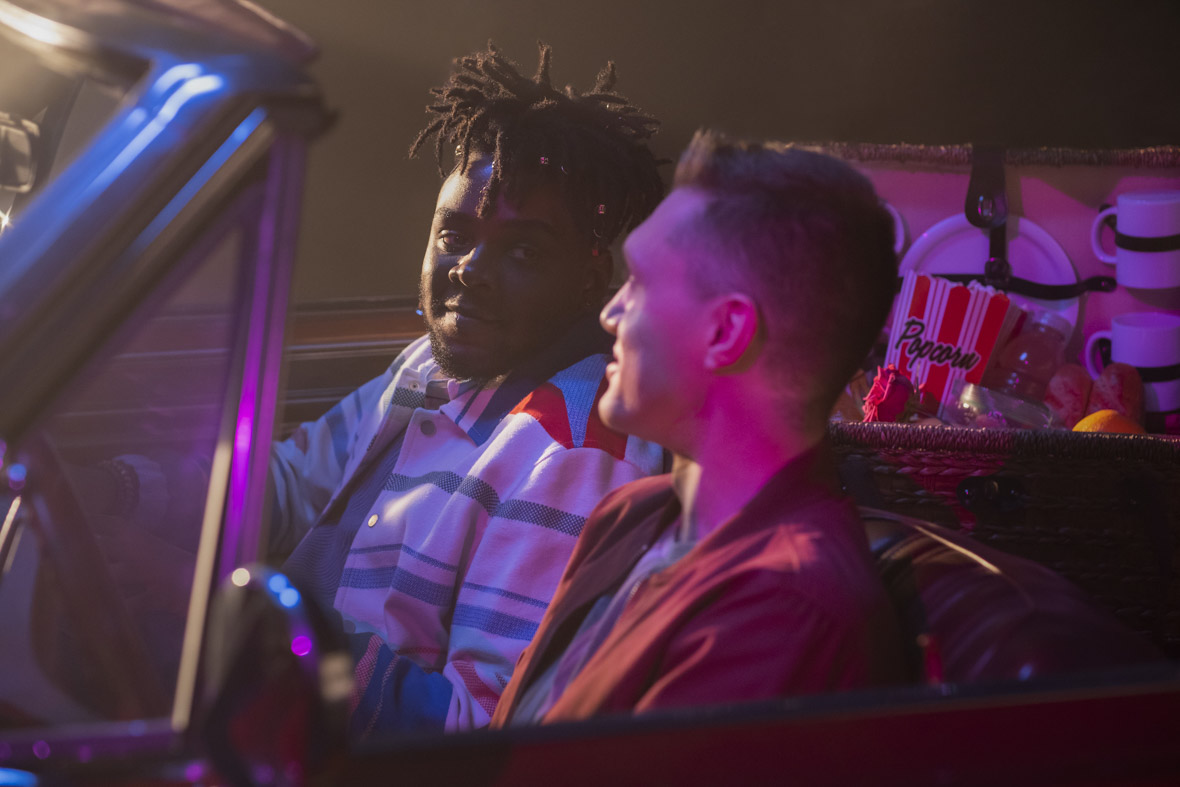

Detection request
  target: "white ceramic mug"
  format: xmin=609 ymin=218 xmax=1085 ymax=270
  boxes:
xmin=1084 ymin=311 xmax=1180 ymax=414
xmin=1090 ymin=190 xmax=1180 ymax=289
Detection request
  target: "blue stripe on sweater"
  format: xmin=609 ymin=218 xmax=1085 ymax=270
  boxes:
xmin=339 ymin=565 xmax=453 ymax=606
xmin=460 ymin=581 xmax=550 ymax=609
xmin=391 ymin=387 xmax=426 ymax=409
xmin=548 ymin=355 xmax=606 ymax=448
xmin=456 ymin=474 xmax=501 ymax=513
xmin=456 ymin=379 xmax=487 ymax=422
xmin=386 ymin=470 xmax=463 ymax=495
xmin=349 ymin=543 xmax=459 ymax=571
xmin=495 ymin=499 xmax=584 ymax=537
xmin=382 ymin=471 xmax=586 ymax=535
xmin=451 ymin=604 xmax=539 ymax=641
xmin=391 ymin=568 xmax=454 ymax=606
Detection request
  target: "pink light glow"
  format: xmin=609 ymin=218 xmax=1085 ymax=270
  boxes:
xmin=290 ymin=635 xmax=312 ymax=657
xmin=234 ymin=415 xmax=253 ymax=452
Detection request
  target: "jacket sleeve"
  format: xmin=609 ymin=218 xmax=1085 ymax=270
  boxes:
xmin=266 ymin=370 xmax=393 ymax=557
xmin=350 ymin=441 xmax=663 ymax=735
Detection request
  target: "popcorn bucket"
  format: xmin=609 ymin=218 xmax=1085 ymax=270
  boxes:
xmin=886 ymin=273 xmax=1020 ymax=417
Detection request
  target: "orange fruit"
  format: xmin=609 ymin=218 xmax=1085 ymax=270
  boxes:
xmin=1072 ymin=409 xmax=1146 ymax=435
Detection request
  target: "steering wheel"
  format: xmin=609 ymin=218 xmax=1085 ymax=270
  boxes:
xmin=18 ymin=433 xmax=170 ymax=720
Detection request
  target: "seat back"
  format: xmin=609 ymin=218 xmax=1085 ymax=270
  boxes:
xmin=860 ymin=507 xmax=1162 ymax=684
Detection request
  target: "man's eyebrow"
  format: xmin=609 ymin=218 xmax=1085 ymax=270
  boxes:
xmin=433 ymin=208 xmax=561 ymax=239
xmin=434 ymin=207 xmax=474 ymax=224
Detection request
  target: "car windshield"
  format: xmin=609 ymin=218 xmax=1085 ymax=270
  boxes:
xmin=0 ymin=226 xmax=247 ymax=729
xmin=0 ymin=26 xmax=131 ymax=241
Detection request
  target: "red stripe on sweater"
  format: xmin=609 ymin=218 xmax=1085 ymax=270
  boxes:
xmin=510 ymin=382 xmax=574 ymax=449
xmin=584 ymin=377 xmax=629 ymax=460
xmin=453 ymin=660 xmax=501 ymax=718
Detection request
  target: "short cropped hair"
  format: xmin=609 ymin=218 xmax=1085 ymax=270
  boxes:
xmin=672 ymin=130 xmax=898 ymax=421
xmin=410 ymin=42 xmax=665 ymax=253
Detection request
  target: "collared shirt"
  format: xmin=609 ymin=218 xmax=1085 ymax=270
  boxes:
xmin=270 ymin=318 xmax=666 ymax=731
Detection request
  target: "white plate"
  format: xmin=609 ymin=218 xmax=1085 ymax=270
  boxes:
xmin=898 ymin=213 xmax=1079 ymax=329
xmin=883 ymin=201 xmax=907 ymax=256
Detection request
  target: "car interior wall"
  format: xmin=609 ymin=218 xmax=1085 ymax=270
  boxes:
xmin=249 ymin=0 xmax=1180 ymax=305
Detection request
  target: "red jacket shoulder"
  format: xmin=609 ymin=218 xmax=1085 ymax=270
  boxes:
xmin=564 ymin=473 xmax=675 ymax=575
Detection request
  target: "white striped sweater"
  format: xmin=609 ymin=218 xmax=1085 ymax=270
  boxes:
xmin=270 ymin=331 xmax=664 ymax=731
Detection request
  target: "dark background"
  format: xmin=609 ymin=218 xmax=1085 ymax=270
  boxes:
xmin=256 ymin=0 xmax=1180 ymax=301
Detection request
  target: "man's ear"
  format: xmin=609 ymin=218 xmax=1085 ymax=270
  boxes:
xmin=704 ymin=294 xmax=762 ymax=373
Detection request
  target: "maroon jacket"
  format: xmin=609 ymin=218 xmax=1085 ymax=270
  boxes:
xmin=491 ymin=444 xmax=904 ymax=725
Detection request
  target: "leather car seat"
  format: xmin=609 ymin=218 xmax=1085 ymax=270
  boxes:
xmin=860 ymin=507 xmax=1162 ymax=684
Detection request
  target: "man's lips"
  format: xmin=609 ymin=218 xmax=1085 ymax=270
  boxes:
xmin=443 ymin=300 xmax=501 ymax=323
xmin=605 ymin=348 xmax=619 ymax=377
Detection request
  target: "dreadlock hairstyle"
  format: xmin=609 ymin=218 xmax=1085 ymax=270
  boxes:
xmin=409 ymin=42 xmax=665 ymax=253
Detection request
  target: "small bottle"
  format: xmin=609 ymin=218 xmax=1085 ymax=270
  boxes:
xmin=983 ymin=311 xmax=1071 ymax=402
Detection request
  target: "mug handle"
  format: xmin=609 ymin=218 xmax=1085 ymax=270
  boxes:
xmin=1090 ymin=205 xmax=1118 ymax=264
xmin=1084 ymin=329 xmax=1113 ymax=378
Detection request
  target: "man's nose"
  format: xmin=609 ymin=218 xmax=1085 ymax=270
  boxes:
xmin=599 ymin=288 xmax=624 ymax=335
xmin=448 ymin=245 xmax=492 ymax=287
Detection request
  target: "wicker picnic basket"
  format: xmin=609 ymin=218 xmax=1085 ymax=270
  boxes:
xmin=828 ymin=422 xmax=1180 ymax=654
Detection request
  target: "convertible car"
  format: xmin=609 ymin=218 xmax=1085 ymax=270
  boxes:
xmin=0 ymin=1 xmax=1177 ymax=784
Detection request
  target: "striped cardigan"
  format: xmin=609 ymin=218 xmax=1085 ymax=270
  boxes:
xmin=270 ymin=329 xmax=664 ymax=733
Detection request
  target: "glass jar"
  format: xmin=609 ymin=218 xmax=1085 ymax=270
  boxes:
xmin=982 ymin=311 xmax=1071 ymax=403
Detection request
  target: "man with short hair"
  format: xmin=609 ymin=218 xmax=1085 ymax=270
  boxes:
xmin=272 ymin=43 xmax=666 ymax=734
xmin=492 ymin=131 xmax=905 ymax=724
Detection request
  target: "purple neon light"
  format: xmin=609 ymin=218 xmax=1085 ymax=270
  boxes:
xmin=234 ymin=415 xmax=253 ymax=452
xmin=219 ymin=135 xmax=305 ymax=576
xmin=290 ymin=635 xmax=312 ymax=657
xmin=218 ymin=140 xmax=271 ymax=573
xmin=221 ymin=378 xmax=257 ymax=570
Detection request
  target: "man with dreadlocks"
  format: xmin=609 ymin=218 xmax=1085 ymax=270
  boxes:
xmin=271 ymin=43 xmax=666 ymax=735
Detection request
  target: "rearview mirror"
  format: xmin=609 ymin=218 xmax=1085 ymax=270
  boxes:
xmin=0 ymin=112 xmax=40 ymax=193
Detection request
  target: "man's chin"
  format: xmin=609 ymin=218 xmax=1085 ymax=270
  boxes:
xmin=428 ymin=330 xmax=504 ymax=382
xmin=597 ymin=392 xmax=634 ymax=433
xmin=599 ymin=394 xmax=670 ymax=449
